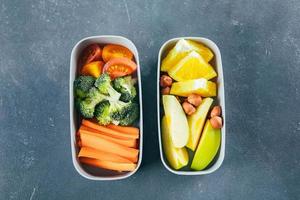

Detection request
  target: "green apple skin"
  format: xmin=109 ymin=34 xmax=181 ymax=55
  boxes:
xmin=191 ymin=120 xmax=221 ymax=170
xmin=187 ymin=98 xmax=213 ymax=151
xmin=162 ymin=116 xmax=189 ymax=170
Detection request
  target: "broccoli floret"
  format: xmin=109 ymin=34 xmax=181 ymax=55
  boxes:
xmin=78 ymin=87 xmax=106 ymax=118
xmin=94 ymin=99 xmax=130 ymax=125
xmin=94 ymin=73 xmax=121 ymax=100
xmin=110 ymin=101 xmax=130 ymax=122
xmin=113 ymin=76 xmax=137 ymax=102
xmin=74 ymin=76 xmax=95 ymax=98
xmin=119 ymin=102 xmax=139 ymax=126
xmin=94 ymin=100 xmax=112 ymax=125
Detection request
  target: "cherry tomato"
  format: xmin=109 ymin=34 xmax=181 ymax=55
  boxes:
xmin=102 ymin=44 xmax=133 ymax=62
xmin=103 ymin=57 xmax=137 ymax=79
xmin=80 ymin=44 xmax=102 ymax=66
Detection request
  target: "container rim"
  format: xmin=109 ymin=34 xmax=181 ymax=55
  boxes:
xmin=157 ymin=36 xmax=226 ymax=175
xmin=69 ymin=35 xmax=143 ymax=180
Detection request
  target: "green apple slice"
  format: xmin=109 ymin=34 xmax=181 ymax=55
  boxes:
xmin=162 ymin=95 xmax=189 ymax=148
xmin=187 ymin=98 xmax=213 ymax=151
xmin=191 ymin=120 xmax=221 ymax=170
xmin=162 ymin=116 xmax=189 ymax=170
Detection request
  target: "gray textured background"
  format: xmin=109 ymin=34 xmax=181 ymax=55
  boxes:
xmin=0 ymin=0 xmax=300 ymax=199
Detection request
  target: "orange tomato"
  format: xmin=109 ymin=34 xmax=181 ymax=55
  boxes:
xmin=102 ymin=44 xmax=133 ymax=62
xmin=81 ymin=61 xmax=104 ymax=78
xmin=103 ymin=58 xmax=137 ymax=79
xmin=80 ymin=44 xmax=102 ymax=66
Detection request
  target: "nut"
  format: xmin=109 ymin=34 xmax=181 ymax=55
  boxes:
xmin=161 ymin=87 xmax=170 ymax=95
xmin=182 ymin=102 xmax=196 ymax=115
xmin=187 ymin=94 xmax=202 ymax=107
xmin=160 ymin=75 xmax=173 ymax=87
xmin=210 ymin=116 xmax=223 ymax=129
xmin=210 ymin=106 xmax=221 ymax=118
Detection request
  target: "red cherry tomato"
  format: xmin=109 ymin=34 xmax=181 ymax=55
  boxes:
xmin=103 ymin=57 xmax=137 ymax=79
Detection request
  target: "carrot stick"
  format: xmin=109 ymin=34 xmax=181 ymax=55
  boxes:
xmin=79 ymin=127 xmax=137 ymax=148
xmin=80 ymin=132 xmax=139 ymax=163
xmin=78 ymin=147 xmax=132 ymax=163
xmin=79 ymin=157 xmax=136 ymax=171
xmin=82 ymin=119 xmax=139 ymax=139
xmin=106 ymin=124 xmax=139 ymax=136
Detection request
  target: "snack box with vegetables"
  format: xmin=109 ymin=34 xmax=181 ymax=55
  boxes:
xmin=157 ymin=37 xmax=225 ymax=175
xmin=70 ymin=36 xmax=143 ymax=180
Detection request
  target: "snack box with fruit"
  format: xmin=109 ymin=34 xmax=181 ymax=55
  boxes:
xmin=70 ymin=36 xmax=143 ymax=180
xmin=157 ymin=37 xmax=225 ymax=175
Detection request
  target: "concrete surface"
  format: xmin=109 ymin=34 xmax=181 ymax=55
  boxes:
xmin=0 ymin=0 xmax=299 ymax=199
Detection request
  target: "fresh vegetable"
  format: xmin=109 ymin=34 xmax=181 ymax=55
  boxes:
xmin=191 ymin=120 xmax=221 ymax=170
xmin=168 ymin=51 xmax=217 ymax=81
xmin=103 ymin=57 xmax=137 ymax=79
xmin=94 ymin=100 xmax=112 ymax=125
xmin=161 ymin=39 xmax=213 ymax=72
xmin=74 ymin=76 xmax=95 ymax=99
xmin=102 ymin=44 xmax=133 ymax=62
xmin=170 ymin=78 xmax=216 ymax=97
xmin=82 ymin=119 xmax=139 ymax=139
xmin=113 ymin=75 xmax=137 ymax=102
xmin=81 ymin=61 xmax=104 ymax=78
xmin=118 ymin=102 xmax=139 ymax=126
xmin=106 ymin=124 xmax=139 ymax=136
xmin=78 ymin=147 xmax=132 ymax=163
xmin=79 ymin=157 xmax=136 ymax=171
xmin=80 ymin=132 xmax=139 ymax=162
xmin=77 ymin=87 xmax=107 ymax=118
xmin=186 ymin=98 xmax=213 ymax=151
xmin=79 ymin=126 xmax=137 ymax=148
xmin=80 ymin=44 xmax=102 ymax=66
xmin=94 ymin=73 xmax=121 ymax=100
xmin=162 ymin=95 xmax=189 ymax=148
xmin=74 ymin=43 xmax=140 ymax=172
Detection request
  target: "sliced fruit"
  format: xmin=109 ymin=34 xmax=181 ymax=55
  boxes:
xmin=80 ymin=44 xmax=102 ymax=66
xmin=170 ymin=78 xmax=216 ymax=97
xmin=187 ymin=40 xmax=214 ymax=62
xmin=186 ymin=98 xmax=213 ymax=151
xmin=81 ymin=61 xmax=104 ymax=78
xmin=161 ymin=39 xmax=213 ymax=72
xmin=191 ymin=120 xmax=221 ymax=170
xmin=168 ymin=51 xmax=217 ymax=81
xmin=162 ymin=95 xmax=189 ymax=148
xmin=102 ymin=44 xmax=133 ymax=62
xmin=103 ymin=57 xmax=137 ymax=79
xmin=161 ymin=116 xmax=189 ymax=170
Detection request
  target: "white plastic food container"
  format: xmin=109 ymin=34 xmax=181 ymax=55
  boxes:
xmin=157 ymin=37 xmax=226 ymax=175
xmin=69 ymin=35 xmax=143 ymax=180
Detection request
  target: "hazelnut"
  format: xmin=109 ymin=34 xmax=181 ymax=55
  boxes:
xmin=210 ymin=116 xmax=223 ymax=129
xmin=160 ymin=75 xmax=173 ymax=87
xmin=210 ymin=106 xmax=221 ymax=118
xmin=161 ymin=87 xmax=170 ymax=95
xmin=187 ymin=94 xmax=202 ymax=107
xmin=182 ymin=102 xmax=196 ymax=115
